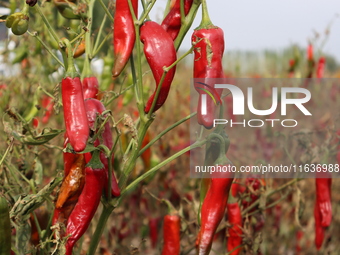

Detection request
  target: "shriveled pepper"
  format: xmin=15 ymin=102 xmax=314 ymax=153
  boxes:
xmin=192 ymin=0 xmax=224 ymax=129
xmin=52 ymin=152 xmax=86 ymax=236
xmin=161 ymin=0 xmax=193 ymax=41
xmin=226 ymin=203 xmax=243 ymax=255
xmin=82 ymin=76 xmax=99 ymax=100
xmin=0 ymin=196 xmax=11 ymax=255
xmin=61 ymin=39 xmax=89 ymax=152
xmin=161 ymin=214 xmax=181 ymax=255
xmin=140 ymin=21 xmax=177 ymax=113
xmin=112 ymin=0 xmax=138 ymax=77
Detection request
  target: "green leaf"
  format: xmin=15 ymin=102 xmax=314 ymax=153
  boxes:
xmin=85 ymin=150 xmax=104 ymax=169
xmin=17 ymin=128 xmax=63 ymax=145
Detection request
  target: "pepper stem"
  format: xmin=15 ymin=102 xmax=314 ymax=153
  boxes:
xmin=62 ymin=38 xmax=79 ymax=78
xmin=198 ymin=0 xmax=213 ymax=29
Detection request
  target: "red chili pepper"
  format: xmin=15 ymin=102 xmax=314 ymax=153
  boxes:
xmin=84 ymin=98 xmax=120 ymax=197
xmin=316 ymin=57 xmax=326 ymax=79
xmin=41 ymin=95 xmax=53 ymax=124
xmin=307 ymin=44 xmax=313 ymax=61
xmin=161 ymin=214 xmax=181 ymax=255
xmin=140 ymin=21 xmax=177 ymax=113
xmin=196 ymin=170 xmax=234 ymax=254
xmin=226 ymin=203 xmax=242 ymax=255
xmin=192 ymin=4 xmax=224 ymax=129
xmin=315 ymin=176 xmax=332 ymax=227
xmin=141 ymin=130 xmax=151 ymax=169
xmin=65 ymin=165 xmax=105 ymax=255
xmin=112 ymin=0 xmax=138 ymax=77
xmin=314 ymin=201 xmax=325 ymax=250
xmin=149 ymin=217 xmax=159 ymax=249
xmin=82 ymin=77 xmax=99 ymax=100
xmin=61 ymin=40 xmax=89 ymax=152
xmin=161 ymin=0 xmax=193 ymax=40
xmin=306 ymin=44 xmax=315 ymax=79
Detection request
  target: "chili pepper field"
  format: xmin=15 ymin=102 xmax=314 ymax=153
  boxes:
xmin=0 ymin=0 xmax=340 ymax=255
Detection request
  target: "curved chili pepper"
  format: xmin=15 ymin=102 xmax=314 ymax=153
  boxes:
xmin=314 ymin=201 xmax=325 ymax=250
xmin=82 ymin=77 xmax=99 ymax=100
xmin=140 ymin=21 xmax=177 ymax=113
xmin=161 ymin=0 xmax=193 ymax=40
xmin=61 ymin=40 xmax=89 ymax=152
xmin=65 ymin=165 xmax=105 ymax=255
xmin=112 ymin=0 xmax=138 ymax=77
xmin=84 ymin=98 xmax=120 ymax=197
xmin=226 ymin=203 xmax=242 ymax=255
xmin=315 ymin=176 xmax=332 ymax=227
xmin=196 ymin=170 xmax=234 ymax=255
xmin=161 ymin=214 xmax=181 ymax=255
xmin=192 ymin=23 xmax=224 ymax=128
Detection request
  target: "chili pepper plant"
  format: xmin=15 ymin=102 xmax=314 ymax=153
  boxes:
xmin=0 ymin=0 xmax=340 ymax=254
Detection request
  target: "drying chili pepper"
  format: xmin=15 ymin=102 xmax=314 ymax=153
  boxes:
xmin=65 ymin=165 xmax=105 ymax=255
xmin=192 ymin=1 xmax=224 ymax=129
xmin=61 ymin=39 xmax=89 ymax=152
xmin=52 ymin=153 xmax=86 ymax=236
xmin=226 ymin=203 xmax=242 ymax=255
xmin=315 ymin=176 xmax=332 ymax=227
xmin=140 ymin=21 xmax=177 ymax=113
xmin=196 ymin=170 xmax=234 ymax=254
xmin=82 ymin=77 xmax=99 ymax=100
xmin=55 ymin=154 xmax=86 ymax=209
xmin=84 ymin=98 xmax=120 ymax=197
xmin=161 ymin=214 xmax=181 ymax=255
xmin=0 ymin=196 xmax=11 ymax=255
xmin=161 ymin=0 xmax=193 ymax=41
xmin=314 ymin=201 xmax=325 ymax=250
xmin=112 ymin=0 xmax=138 ymax=77
xmin=316 ymin=57 xmax=326 ymax=79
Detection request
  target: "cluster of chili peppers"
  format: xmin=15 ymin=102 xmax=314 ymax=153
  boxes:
xmin=53 ymin=39 xmax=120 ymax=254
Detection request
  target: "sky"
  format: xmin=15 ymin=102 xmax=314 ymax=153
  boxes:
xmin=150 ymin=0 xmax=340 ymax=61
